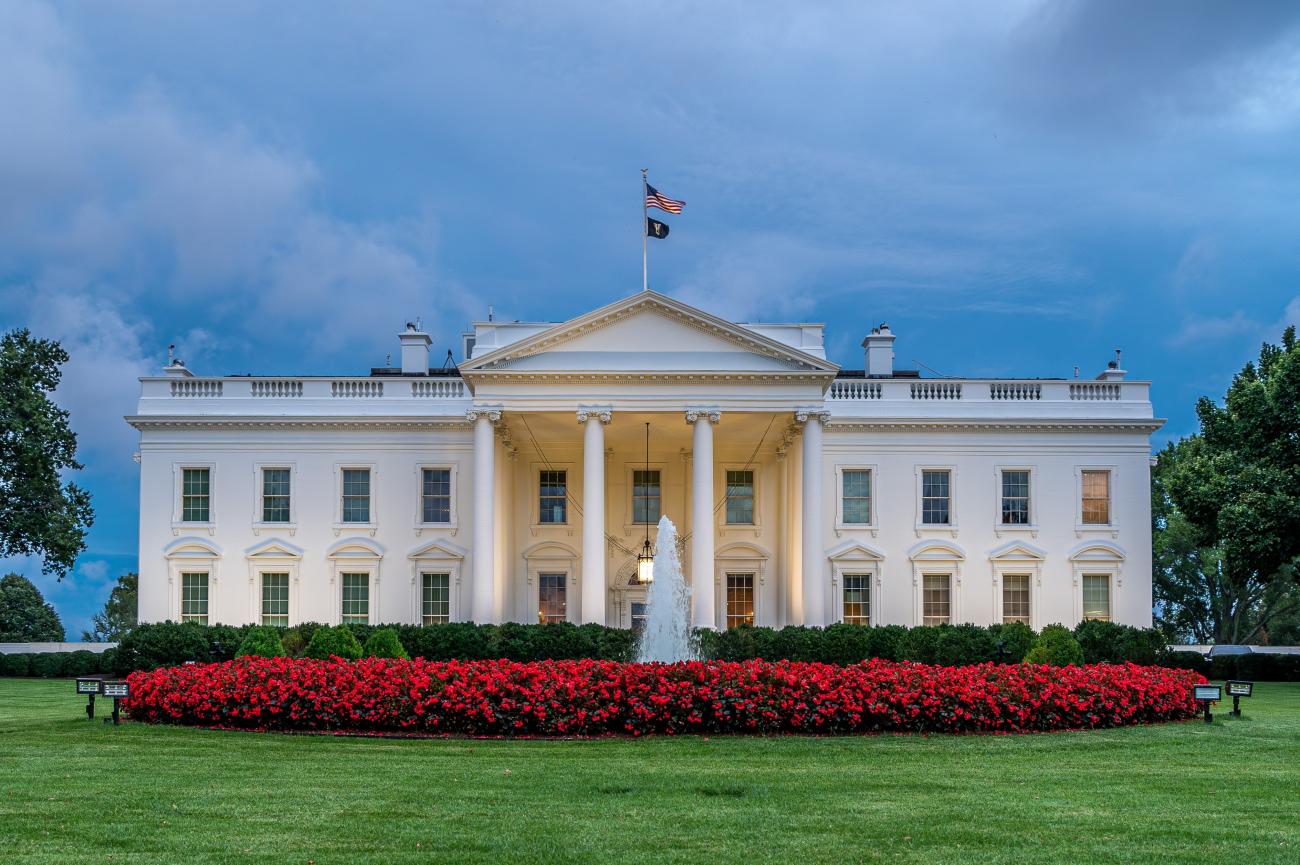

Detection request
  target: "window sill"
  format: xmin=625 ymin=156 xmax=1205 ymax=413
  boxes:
xmin=414 ymin=522 xmax=458 ymax=537
xmin=333 ymin=523 xmax=378 ymax=537
xmin=994 ymin=524 xmax=1039 ymax=539
xmin=171 ymin=521 xmax=216 ymax=536
xmin=1074 ymin=525 xmax=1119 ymax=539
xmin=834 ymin=523 xmax=879 ymax=538
xmin=252 ymin=522 xmax=297 ymax=536
xmin=913 ymin=524 xmax=958 ymax=538
xmin=530 ymin=523 xmax=575 ymax=537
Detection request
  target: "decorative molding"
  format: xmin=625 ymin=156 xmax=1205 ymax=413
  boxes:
xmin=128 ymin=415 xmax=473 ymax=432
xmin=684 ymin=408 xmax=721 ymax=424
xmin=825 ymin=418 xmax=1165 ymax=434
xmin=576 ymin=408 xmax=613 ymax=424
xmin=795 ymin=409 xmax=831 ymax=426
xmin=465 ymin=407 xmax=502 ymax=423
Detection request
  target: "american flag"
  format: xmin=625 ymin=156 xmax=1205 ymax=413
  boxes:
xmin=645 ymin=184 xmax=685 ymax=214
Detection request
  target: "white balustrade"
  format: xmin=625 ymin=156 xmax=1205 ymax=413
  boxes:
xmin=989 ymin=382 xmax=1041 ymax=400
xmin=1069 ymin=382 xmax=1121 ymax=400
xmin=250 ymin=379 xmax=303 ymax=398
xmin=411 ymin=379 xmax=466 ymax=398
xmin=910 ymin=381 xmax=963 ymax=400
xmin=169 ymin=379 xmax=223 ymax=398
xmin=330 ymin=380 xmax=384 ymax=398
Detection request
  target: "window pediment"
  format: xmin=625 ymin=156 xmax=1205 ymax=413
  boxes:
xmin=164 ymin=536 xmax=222 ymax=559
xmin=327 ymin=537 xmax=385 ymax=560
xmin=1069 ymin=540 xmax=1126 ymax=562
xmin=827 ymin=540 xmax=886 ymax=562
xmin=987 ymin=540 xmax=1047 ymax=562
xmin=908 ymin=539 xmax=966 ymax=562
xmin=245 ymin=538 xmax=304 ymax=560
xmin=408 ymin=539 xmax=467 ymax=560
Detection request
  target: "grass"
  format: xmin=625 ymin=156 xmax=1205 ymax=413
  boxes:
xmin=1 ymin=678 xmax=1297 ymax=865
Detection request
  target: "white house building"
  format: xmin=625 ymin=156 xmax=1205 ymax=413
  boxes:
xmin=128 ymin=291 xmax=1161 ymax=632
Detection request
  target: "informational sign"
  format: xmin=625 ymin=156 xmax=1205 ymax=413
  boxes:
xmin=1193 ymin=684 xmax=1222 ymax=702
xmin=1226 ymin=680 xmax=1253 ymax=697
xmin=101 ymin=681 xmax=130 ymax=699
xmin=76 ymin=678 xmax=102 ymax=695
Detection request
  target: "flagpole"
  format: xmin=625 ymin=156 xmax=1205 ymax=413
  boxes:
xmin=641 ymin=168 xmax=649 ymax=292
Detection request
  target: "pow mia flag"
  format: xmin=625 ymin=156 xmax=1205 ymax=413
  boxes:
xmin=646 ymin=217 xmax=670 ymax=239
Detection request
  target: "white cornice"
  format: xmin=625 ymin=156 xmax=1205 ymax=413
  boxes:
xmin=460 ymin=290 xmax=839 ymax=376
xmin=125 ymin=415 xmax=473 ymax=432
xmin=464 ymin=369 xmax=836 ymax=385
xmin=825 ymin=418 xmax=1166 ymax=434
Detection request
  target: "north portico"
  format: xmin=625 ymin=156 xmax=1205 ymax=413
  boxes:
xmin=457 ymin=290 xmax=840 ymax=629
xmin=129 ymin=290 xmax=1162 ymax=631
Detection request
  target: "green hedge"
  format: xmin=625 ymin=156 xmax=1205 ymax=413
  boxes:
xmin=10 ymin=620 xmax=1295 ymax=680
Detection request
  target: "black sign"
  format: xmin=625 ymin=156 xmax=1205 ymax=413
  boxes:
xmin=1193 ymin=684 xmax=1222 ymax=702
xmin=1226 ymin=680 xmax=1253 ymax=697
xmin=76 ymin=678 xmax=102 ymax=695
xmin=102 ymin=681 xmax=129 ymax=698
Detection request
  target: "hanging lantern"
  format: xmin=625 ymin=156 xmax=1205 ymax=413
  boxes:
xmin=637 ymin=421 xmax=654 ymax=584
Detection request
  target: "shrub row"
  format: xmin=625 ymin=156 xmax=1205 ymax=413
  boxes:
xmin=0 ymin=650 xmax=116 ymax=678
xmin=124 ymin=657 xmax=1204 ymax=737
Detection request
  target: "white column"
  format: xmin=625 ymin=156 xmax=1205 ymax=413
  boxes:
xmin=469 ymin=408 xmax=499 ymax=623
xmin=687 ymin=408 xmax=720 ymax=630
xmin=579 ymin=408 xmax=611 ymax=624
xmin=799 ymin=410 xmax=828 ymax=626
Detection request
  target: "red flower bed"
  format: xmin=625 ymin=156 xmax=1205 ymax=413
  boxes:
xmin=125 ymin=657 xmax=1203 ymax=737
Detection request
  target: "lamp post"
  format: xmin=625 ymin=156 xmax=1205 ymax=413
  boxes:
xmin=1225 ymin=680 xmax=1254 ymax=717
xmin=101 ymin=680 xmax=130 ymax=726
xmin=1193 ymin=684 xmax=1221 ymax=724
xmin=636 ymin=421 xmax=654 ymax=585
xmin=75 ymin=677 xmax=102 ymax=720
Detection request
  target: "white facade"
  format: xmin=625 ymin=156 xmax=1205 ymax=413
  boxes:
xmin=128 ymin=292 xmax=1161 ymax=631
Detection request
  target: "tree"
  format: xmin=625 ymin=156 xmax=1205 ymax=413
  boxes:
xmin=0 ymin=329 xmax=94 ymax=578
xmin=1154 ymin=326 xmax=1300 ymax=644
xmin=82 ymin=572 xmax=138 ymax=642
xmin=0 ymin=573 xmax=65 ymax=641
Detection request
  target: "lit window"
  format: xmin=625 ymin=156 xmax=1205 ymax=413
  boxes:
xmin=1082 ymin=574 xmax=1111 ymax=621
xmin=1081 ymin=470 xmax=1111 ymax=525
xmin=421 ymin=469 xmax=451 ymax=524
xmin=181 ymin=468 xmax=210 ymax=522
xmin=725 ymin=470 xmax=755 ymax=525
xmin=842 ymin=470 xmax=872 ymax=524
xmin=341 ymin=469 xmax=371 ymax=523
xmin=632 ymin=469 xmax=661 ymax=524
xmin=921 ymin=470 xmax=950 ymax=525
xmin=422 ymin=572 xmax=450 ymax=625
xmin=180 ymin=572 xmax=208 ymax=624
xmin=261 ymin=468 xmax=290 ymax=523
xmin=1001 ymin=470 xmax=1030 ymax=525
xmin=539 ymin=470 xmax=567 ymax=524
xmin=341 ymin=572 xmax=369 ymax=624
xmin=1002 ymin=574 xmax=1031 ymax=624
xmin=261 ymin=572 xmax=289 ymax=627
xmin=538 ymin=573 xmax=566 ymax=623
xmin=842 ymin=574 xmax=870 ymax=625
xmin=726 ymin=573 xmax=755 ymax=628
xmin=922 ymin=574 xmax=950 ymax=626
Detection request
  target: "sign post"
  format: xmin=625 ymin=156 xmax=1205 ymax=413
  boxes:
xmin=1193 ymin=684 xmax=1222 ymax=724
xmin=1225 ymin=680 xmax=1254 ymax=717
xmin=100 ymin=680 xmax=130 ymax=726
xmin=75 ymin=678 xmax=102 ymax=720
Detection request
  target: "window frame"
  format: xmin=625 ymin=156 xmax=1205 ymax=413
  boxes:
xmin=724 ymin=572 xmax=756 ymax=630
xmin=914 ymin=465 xmax=958 ymax=534
xmin=251 ymin=463 xmax=297 ymax=533
xmin=339 ymin=571 xmax=372 ymax=626
xmin=172 ymin=462 xmax=217 ymax=531
xmin=994 ymin=466 xmax=1037 ymax=535
xmin=537 ymin=571 xmax=569 ymax=624
xmin=921 ymin=573 xmax=952 ymax=627
xmin=909 ymin=541 xmax=964 ymax=625
xmin=1081 ymin=573 xmax=1113 ymax=622
xmin=840 ymin=572 xmax=872 ymax=626
xmin=334 ymin=464 xmax=378 ymax=534
xmin=420 ymin=571 xmax=453 ymax=625
xmin=718 ymin=464 xmax=760 ymax=529
xmin=1000 ymin=573 xmax=1033 ymax=626
xmin=179 ymin=570 xmax=210 ymax=624
xmin=416 ymin=464 xmax=457 ymax=528
xmin=259 ymin=571 xmax=291 ymax=627
xmin=408 ymin=541 xmax=464 ymax=624
xmin=533 ymin=463 xmax=573 ymax=528
xmin=834 ymin=464 xmax=879 ymax=535
xmin=1075 ymin=466 xmax=1118 ymax=534
xmin=628 ymin=464 xmax=665 ymax=527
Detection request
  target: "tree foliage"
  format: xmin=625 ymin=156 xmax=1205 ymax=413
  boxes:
xmin=0 ymin=573 xmax=65 ymax=641
xmin=82 ymin=572 xmax=138 ymax=642
xmin=1154 ymin=326 xmax=1300 ymax=644
xmin=0 ymin=329 xmax=94 ymax=577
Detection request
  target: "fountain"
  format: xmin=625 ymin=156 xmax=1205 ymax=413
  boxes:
xmin=636 ymin=515 xmax=696 ymax=662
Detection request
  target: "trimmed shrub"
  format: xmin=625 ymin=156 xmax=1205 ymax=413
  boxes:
xmin=303 ymin=625 xmax=363 ymax=660
xmin=237 ymin=627 xmax=287 ymax=658
xmin=0 ymin=652 xmax=33 ymax=676
xmin=1159 ymin=650 xmax=1208 ymax=673
xmin=899 ymin=625 xmax=942 ymax=664
xmin=28 ymin=652 xmax=67 ymax=678
xmin=280 ymin=623 xmax=324 ymax=658
xmin=821 ymin=623 xmax=873 ymax=665
xmin=865 ymin=625 xmax=908 ymax=662
xmin=363 ymin=628 xmax=409 ymax=659
xmin=934 ymin=623 xmax=998 ymax=666
xmin=113 ymin=621 xmax=223 ymax=674
xmin=1074 ymin=620 xmax=1167 ymax=665
xmin=1024 ymin=624 xmax=1085 ymax=666
xmin=988 ymin=622 xmax=1036 ymax=664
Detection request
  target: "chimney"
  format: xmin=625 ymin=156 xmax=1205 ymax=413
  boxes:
xmin=398 ymin=322 xmax=432 ymax=375
xmin=862 ymin=323 xmax=896 ymax=377
xmin=162 ymin=344 xmax=193 ymax=377
xmin=1096 ymin=348 xmax=1126 ymax=381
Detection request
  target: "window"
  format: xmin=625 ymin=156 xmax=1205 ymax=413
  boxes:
xmin=261 ymin=468 xmax=290 ymax=523
xmin=726 ymin=573 xmax=755 ymax=628
xmin=921 ymin=470 xmax=950 ymax=525
xmin=632 ymin=469 xmax=661 ymax=524
xmin=341 ymin=572 xmax=369 ymax=624
xmin=1002 ymin=574 xmax=1031 ymax=624
xmin=341 ymin=469 xmax=371 ymax=523
xmin=1081 ymin=470 xmax=1111 ymax=525
xmin=725 ymin=470 xmax=755 ymax=525
xmin=181 ymin=468 xmax=210 ymax=522
xmin=422 ymin=572 xmax=450 ymax=625
xmin=539 ymin=470 xmax=567 ymax=524
xmin=1000 ymin=470 xmax=1030 ymax=525
xmin=538 ymin=573 xmax=566 ymax=623
xmin=180 ymin=572 xmax=208 ymax=624
xmin=843 ymin=574 xmax=871 ymax=625
xmin=630 ymin=601 xmax=648 ymax=634
xmin=1082 ymin=574 xmax=1111 ymax=621
xmin=261 ymin=572 xmax=289 ymax=627
xmin=421 ymin=468 xmax=452 ymax=524
xmin=842 ymin=470 xmax=872 ymax=525
xmin=922 ymin=574 xmax=950 ymax=626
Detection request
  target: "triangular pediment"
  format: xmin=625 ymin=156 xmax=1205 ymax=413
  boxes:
xmin=461 ymin=291 xmax=838 ymax=377
xmin=245 ymin=539 xmax=304 ymax=560
xmin=987 ymin=541 xmax=1046 ymax=562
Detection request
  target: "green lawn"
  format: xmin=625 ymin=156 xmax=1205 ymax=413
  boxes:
xmin=1 ymin=678 xmax=1297 ymax=864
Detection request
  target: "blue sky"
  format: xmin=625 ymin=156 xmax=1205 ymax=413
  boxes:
xmin=2 ymin=1 xmax=1299 ymax=636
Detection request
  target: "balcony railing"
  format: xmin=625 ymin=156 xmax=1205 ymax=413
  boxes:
xmin=825 ymin=377 xmax=1151 ymax=418
xmin=144 ymin=376 xmax=469 ymax=406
